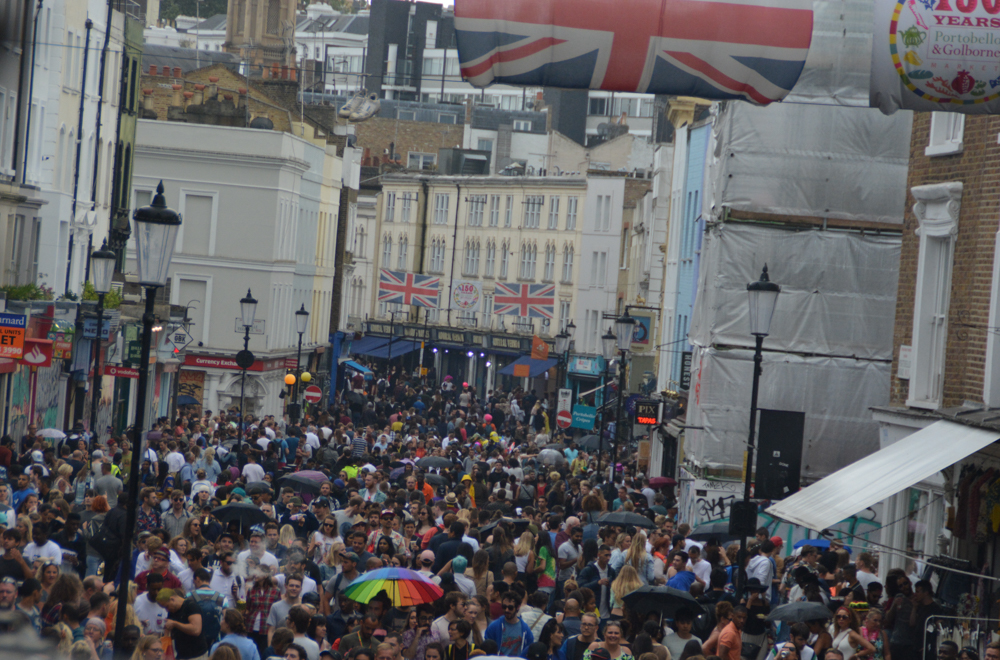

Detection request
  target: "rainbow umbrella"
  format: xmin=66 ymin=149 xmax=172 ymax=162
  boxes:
xmin=342 ymin=567 xmax=444 ymax=607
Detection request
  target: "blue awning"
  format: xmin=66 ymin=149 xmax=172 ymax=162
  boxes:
xmin=344 ymin=360 xmax=372 ymax=374
xmin=368 ymin=339 xmax=420 ymax=359
xmin=497 ymin=356 xmax=558 ymax=378
xmin=350 ymin=336 xmax=390 ymax=356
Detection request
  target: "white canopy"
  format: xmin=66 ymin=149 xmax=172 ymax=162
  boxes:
xmin=765 ymin=420 xmax=999 ymax=531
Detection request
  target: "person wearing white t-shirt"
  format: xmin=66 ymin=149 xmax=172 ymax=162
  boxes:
xmin=134 ymin=574 xmax=170 ymax=635
xmin=23 ymin=528 xmax=63 ymax=568
xmin=242 ymin=455 xmax=266 ymax=483
xmin=687 ymin=545 xmax=713 ymax=584
xmin=305 ymin=428 xmax=321 ymax=452
xmin=276 ymin=572 xmax=317 ymax=596
xmin=165 ymin=446 xmax=185 ymax=474
xmin=237 ymin=531 xmax=280 ymax=571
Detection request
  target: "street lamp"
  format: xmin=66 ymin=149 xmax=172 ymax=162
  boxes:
xmin=734 ymin=264 xmax=781 ymax=600
xmin=113 ymin=181 xmax=181 ymax=652
xmin=237 ymin=289 xmax=258 ymax=439
xmin=290 ymin=303 xmax=309 ymax=423
xmin=88 ymin=240 xmax=116 ymax=444
xmin=610 ymin=311 xmax=636 ymax=496
xmin=596 ymin=327 xmax=617 ymax=480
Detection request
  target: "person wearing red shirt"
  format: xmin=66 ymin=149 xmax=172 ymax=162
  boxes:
xmin=136 ymin=550 xmax=183 ymax=593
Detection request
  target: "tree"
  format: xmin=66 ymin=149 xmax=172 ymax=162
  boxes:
xmin=159 ymin=0 xmax=229 ymax=23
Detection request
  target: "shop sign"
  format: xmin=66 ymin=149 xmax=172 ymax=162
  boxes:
xmin=435 ymin=329 xmax=467 ymax=345
xmin=0 ymin=312 xmax=27 ymax=359
xmin=568 ymin=355 xmax=604 ymax=376
xmin=571 ymin=405 xmax=597 ymax=430
xmin=366 ymin=321 xmax=394 ymax=336
xmin=489 ymin=335 xmax=525 ymax=351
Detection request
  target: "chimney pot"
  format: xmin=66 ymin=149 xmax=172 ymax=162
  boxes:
xmin=173 ymin=67 xmax=182 ymax=78
xmin=149 ymin=65 xmax=157 ymax=76
xmin=209 ymin=76 xmax=219 ymax=83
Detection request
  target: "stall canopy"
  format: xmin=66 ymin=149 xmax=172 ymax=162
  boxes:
xmin=350 ymin=336 xmax=390 ymax=356
xmin=766 ymin=420 xmax=999 ymax=532
xmin=367 ymin=340 xmax=420 ymax=359
xmin=498 ymin=356 xmax=557 ymax=378
xmin=344 ymin=360 xmax=372 ymax=375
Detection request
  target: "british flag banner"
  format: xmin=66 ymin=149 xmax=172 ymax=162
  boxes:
xmin=378 ymin=270 xmax=441 ymax=309
xmin=454 ymin=0 xmax=813 ymax=105
xmin=493 ymin=283 xmax=556 ymax=318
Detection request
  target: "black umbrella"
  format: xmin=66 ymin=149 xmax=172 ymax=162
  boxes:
xmin=212 ymin=502 xmax=269 ymax=528
xmin=576 ymin=435 xmax=603 ymax=451
xmin=622 ymin=585 xmax=705 ymax=618
xmin=245 ymin=482 xmax=273 ymax=495
xmin=543 ymin=442 xmax=564 ymax=450
xmin=598 ymin=511 xmax=656 ymax=529
xmin=423 ymin=473 xmax=448 ymax=486
xmin=418 ymin=456 xmax=452 ymax=469
xmin=279 ymin=472 xmax=323 ymax=495
xmin=766 ymin=601 xmax=833 ymax=623
xmin=481 ymin=517 xmax=531 ymax=537
xmin=687 ymin=521 xmax=737 ymax=541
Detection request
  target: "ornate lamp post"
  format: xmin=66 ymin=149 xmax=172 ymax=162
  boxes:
xmin=596 ymin=326 xmax=617 ymax=480
xmin=237 ymin=289 xmax=258 ymax=439
xmin=88 ymin=240 xmax=116 ymax=443
xmin=610 ymin=311 xmax=636 ymax=492
xmin=290 ymin=303 xmax=309 ymax=423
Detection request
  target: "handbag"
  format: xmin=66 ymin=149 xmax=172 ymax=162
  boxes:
xmin=87 ymin=517 xmax=121 ymax=561
xmin=741 ymin=642 xmax=762 ymax=660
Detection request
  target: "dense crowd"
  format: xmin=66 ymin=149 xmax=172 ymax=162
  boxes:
xmin=0 ymin=370 xmax=969 ymax=660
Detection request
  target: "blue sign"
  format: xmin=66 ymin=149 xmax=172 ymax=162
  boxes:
xmin=571 ymin=405 xmax=597 ymax=430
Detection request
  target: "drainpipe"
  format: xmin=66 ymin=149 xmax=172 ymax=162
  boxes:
xmin=91 ymin=0 xmax=117 ymax=204
xmin=446 ymin=182 xmax=460 ymax=325
xmin=19 ymin=0 xmax=43 ymax=184
xmin=66 ymin=19 xmax=93 ymax=294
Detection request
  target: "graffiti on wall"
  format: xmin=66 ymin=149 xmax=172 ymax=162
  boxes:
xmin=679 ymin=471 xmax=882 ymax=555
xmin=7 ymin=364 xmax=64 ymax=443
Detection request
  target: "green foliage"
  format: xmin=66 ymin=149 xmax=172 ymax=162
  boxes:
xmin=82 ymin=281 xmax=123 ymax=309
xmin=1 ymin=283 xmax=54 ymax=301
xmin=159 ymin=0 xmax=229 ymax=23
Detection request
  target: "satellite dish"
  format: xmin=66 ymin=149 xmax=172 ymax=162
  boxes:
xmin=597 ymin=122 xmax=611 ymax=137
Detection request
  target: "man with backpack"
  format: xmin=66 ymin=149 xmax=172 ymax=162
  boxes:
xmin=191 ymin=567 xmax=227 ymax=645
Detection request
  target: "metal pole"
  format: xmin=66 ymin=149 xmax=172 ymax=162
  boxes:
xmin=611 ymin=351 xmax=628 ymax=495
xmin=736 ymin=334 xmax=765 ymax=601
xmin=89 ymin=293 xmax=105 ymax=443
xmin=240 ymin=327 xmax=249 ymax=441
xmin=388 ymin=311 xmax=395 ymax=382
xmin=291 ymin=331 xmax=303 ymax=423
xmin=596 ymin=365 xmax=608 ymax=481
xmin=112 ymin=289 xmax=156 ymax=651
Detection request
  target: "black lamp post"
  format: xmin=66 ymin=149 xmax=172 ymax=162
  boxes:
xmin=596 ymin=326 xmax=617 ymax=480
xmin=113 ymin=181 xmax=181 ymax=651
xmin=610 ymin=311 xmax=636 ymax=495
xmin=237 ymin=289 xmax=258 ymax=440
xmin=290 ymin=303 xmax=309 ymax=423
xmin=88 ymin=240 xmax=116 ymax=444
xmin=734 ymin=264 xmax=781 ymax=600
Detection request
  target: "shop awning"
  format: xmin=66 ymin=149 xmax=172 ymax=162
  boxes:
xmin=498 ymin=356 xmax=558 ymax=378
xmin=367 ymin=339 xmax=420 ymax=359
xmin=344 ymin=360 xmax=372 ymax=375
xmin=350 ymin=336 xmax=390 ymax=356
xmin=766 ymin=420 xmax=1000 ymax=532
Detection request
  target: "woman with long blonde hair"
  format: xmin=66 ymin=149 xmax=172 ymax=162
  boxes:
xmin=610 ymin=565 xmax=643 ymax=619
xmin=131 ymin=636 xmax=164 ymax=660
xmin=622 ymin=532 xmax=655 ymax=584
xmin=514 ymin=532 xmax=534 ymax=581
xmin=278 ymin=524 xmax=297 ymax=549
xmin=610 ymin=532 xmax=632 ymax=571
xmin=320 ymin=541 xmax=346 ymax=582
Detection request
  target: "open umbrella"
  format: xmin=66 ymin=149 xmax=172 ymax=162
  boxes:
xmin=212 ymin=502 xmax=269 ymax=528
xmin=480 ymin=517 xmax=531 ymax=537
xmin=688 ymin=521 xmax=737 ymax=541
xmin=245 ymin=482 xmax=273 ymax=496
xmin=423 ymin=473 xmax=447 ymax=487
xmin=598 ymin=511 xmax=656 ymax=529
xmin=649 ymin=477 xmax=677 ymax=488
xmin=37 ymin=428 xmax=66 ymax=439
xmin=537 ymin=449 xmax=567 ymax=467
xmin=343 ymin=567 xmax=443 ymax=607
xmin=766 ymin=601 xmax=833 ymax=623
xmin=418 ymin=456 xmax=452 ymax=469
xmin=576 ymin=435 xmax=603 ymax=451
xmin=280 ymin=473 xmax=323 ymax=495
xmin=622 ymin=585 xmax=705 ymax=618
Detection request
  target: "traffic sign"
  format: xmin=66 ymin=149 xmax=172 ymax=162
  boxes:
xmin=556 ymin=409 xmax=572 ymax=429
xmin=304 ymin=385 xmax=322 ymax=404
xmin=235 ymin=350 xmax=255 ymax=370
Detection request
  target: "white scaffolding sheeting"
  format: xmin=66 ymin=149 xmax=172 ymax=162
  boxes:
xmin=708 ymin=102 xmax=913 ymax=224
xmin=686 ymin=345 xmax=892 ymax=478
xmin=689 ymin=223 xmax=902 ymax=360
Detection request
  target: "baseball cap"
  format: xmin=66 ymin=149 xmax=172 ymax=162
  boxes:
xmin=341 ymin=551 xmax=360 ymax=562
xmin=289 ymin=496 xmax=304 ymax=506
xmin=381 ymin=509 xmax=395 ymax=517
xmin=153 ymin=549 xmax=170 ymax=561
xmin=419 ymin=550 xmax=434 ymax=565
xmin=31 ymin=451 xmax=43 ymax=463
xmin=313 ymin=497 xmax=331 ymax=508
xmin=770 ymin=536 xmax=784 ymax=548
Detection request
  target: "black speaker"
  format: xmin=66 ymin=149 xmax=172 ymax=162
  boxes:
xmin=729 ymin=500 xmax=758 ymax=537
xmin=755 ymin=409 xmax=805 ymax=501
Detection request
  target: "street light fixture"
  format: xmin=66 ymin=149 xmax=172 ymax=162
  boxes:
xmin=566 ymin=320 xmax=576 ymax=341
xmin=290 ymin=304 xmax=309 ymax=423
xmin=113 ymin=181 xmax=181 ymax=652
xmin=596 ymin=327 xmax=617 ymax=479
xmin=610 ymin=310 xmax=637 ymax=496
xmin=88 ymin=240 xmax=116 ymax=444
xmin=734 ymin=264 xmax=781 ymax=600
xmin=237 ymin=289 xmax=258 ymax=439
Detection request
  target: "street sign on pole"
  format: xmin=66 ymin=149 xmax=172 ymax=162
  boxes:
xmin=304 ymin=385 xmax=322 ymax=403
xmin=235 ymin=318 xmax=266 ymax=335
xmin=168 ymin=327 xmax=194 ymax=351
xmin=556 ymin=409 xmax=572 ymax=429
xmin=571 ymin=405 xmax=597 ymax=430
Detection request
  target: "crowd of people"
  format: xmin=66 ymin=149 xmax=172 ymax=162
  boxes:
xmin=0 ymin=372 xmax=968 ymax=660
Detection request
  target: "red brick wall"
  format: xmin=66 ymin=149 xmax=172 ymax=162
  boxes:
xmin=892 ymin=113 xmax=1000 ymax=406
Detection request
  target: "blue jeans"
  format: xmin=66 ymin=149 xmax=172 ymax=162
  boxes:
xmin=87 ymin=554 xmax=102 ymax=578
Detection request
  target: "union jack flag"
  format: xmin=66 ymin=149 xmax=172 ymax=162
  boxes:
xmin=493 ymin=283 xmax=556 ymax=318
xmin=378 ymin=269 xmax=441 ymax=309
xmin=455 ymin=0 xmax=813 ymax=105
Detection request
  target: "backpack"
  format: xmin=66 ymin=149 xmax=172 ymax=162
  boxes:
xmin=192 ymin=590 xmax=225 ymax=644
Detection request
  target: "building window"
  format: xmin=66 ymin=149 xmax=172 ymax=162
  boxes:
xmin=926 ymin=113 xmax=964 ymax=157
xmin=464 ymin=239 xmax=481 ymax=276
xmin=397 ymin=235 xmax=409 ymax=269
xmin=381 ymin=234 xmax=392 ymax=268
xmin=489 ymin=195 xmax=500 ymax=227
xmin=430 ymin=238 xmax=446 ymax=273
xmin=560 ymin=300 xmax=571 ymax=331
xmin=483 ymin=293 xmax=494 ymax=328
xmin=524 ymin=196 xmax=543 ymax=228
xmin=478 ymin=138 xmax=493 ymax=152
xmin=434 ymin=194 xmax=450 ymax=224
xmin=566 ymin=197 xmax=578 ymax=230
xmin=485 ymin=241 xmax=496 ymax=277
xmin=908 ymin=181 xmax=961 ymax=409
xmin=595 ymin=194 xmax=612 ymax=230
xmin=504 ymin=195 xmax=513 ymax=227
xmin=548 ymin=196 xmax=560 ymax=230
xmin=544 ymin=244 xmax=556 ymax=281
xmin=520 ymin=242 xmax=537 ymax=279
xmin=408 ymin=152 xmax=437 ymax=170
xmin=499 ymin=241 xmax=509 ymax=279
xmin=398 ymin=110 xmax=416 ymax=121
xmin=588 ymin=97 xmax=608 ymax=116
xmin=467 ymin=195 xmax=486 ymax=227
xmin=400 ymin=193 xmax=413 ymax=223
xmin=562 ymin=244 xmax=574 ymax=282
xmin=354 ymin=225 xmax=366 ymax=258
xmin=513 ymin=119 xmax=531 ymax=131
xmin=385 ymin=192 xmax=396 ymax=222
xmin=439 ymin=113 xmax=457 ymax=124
